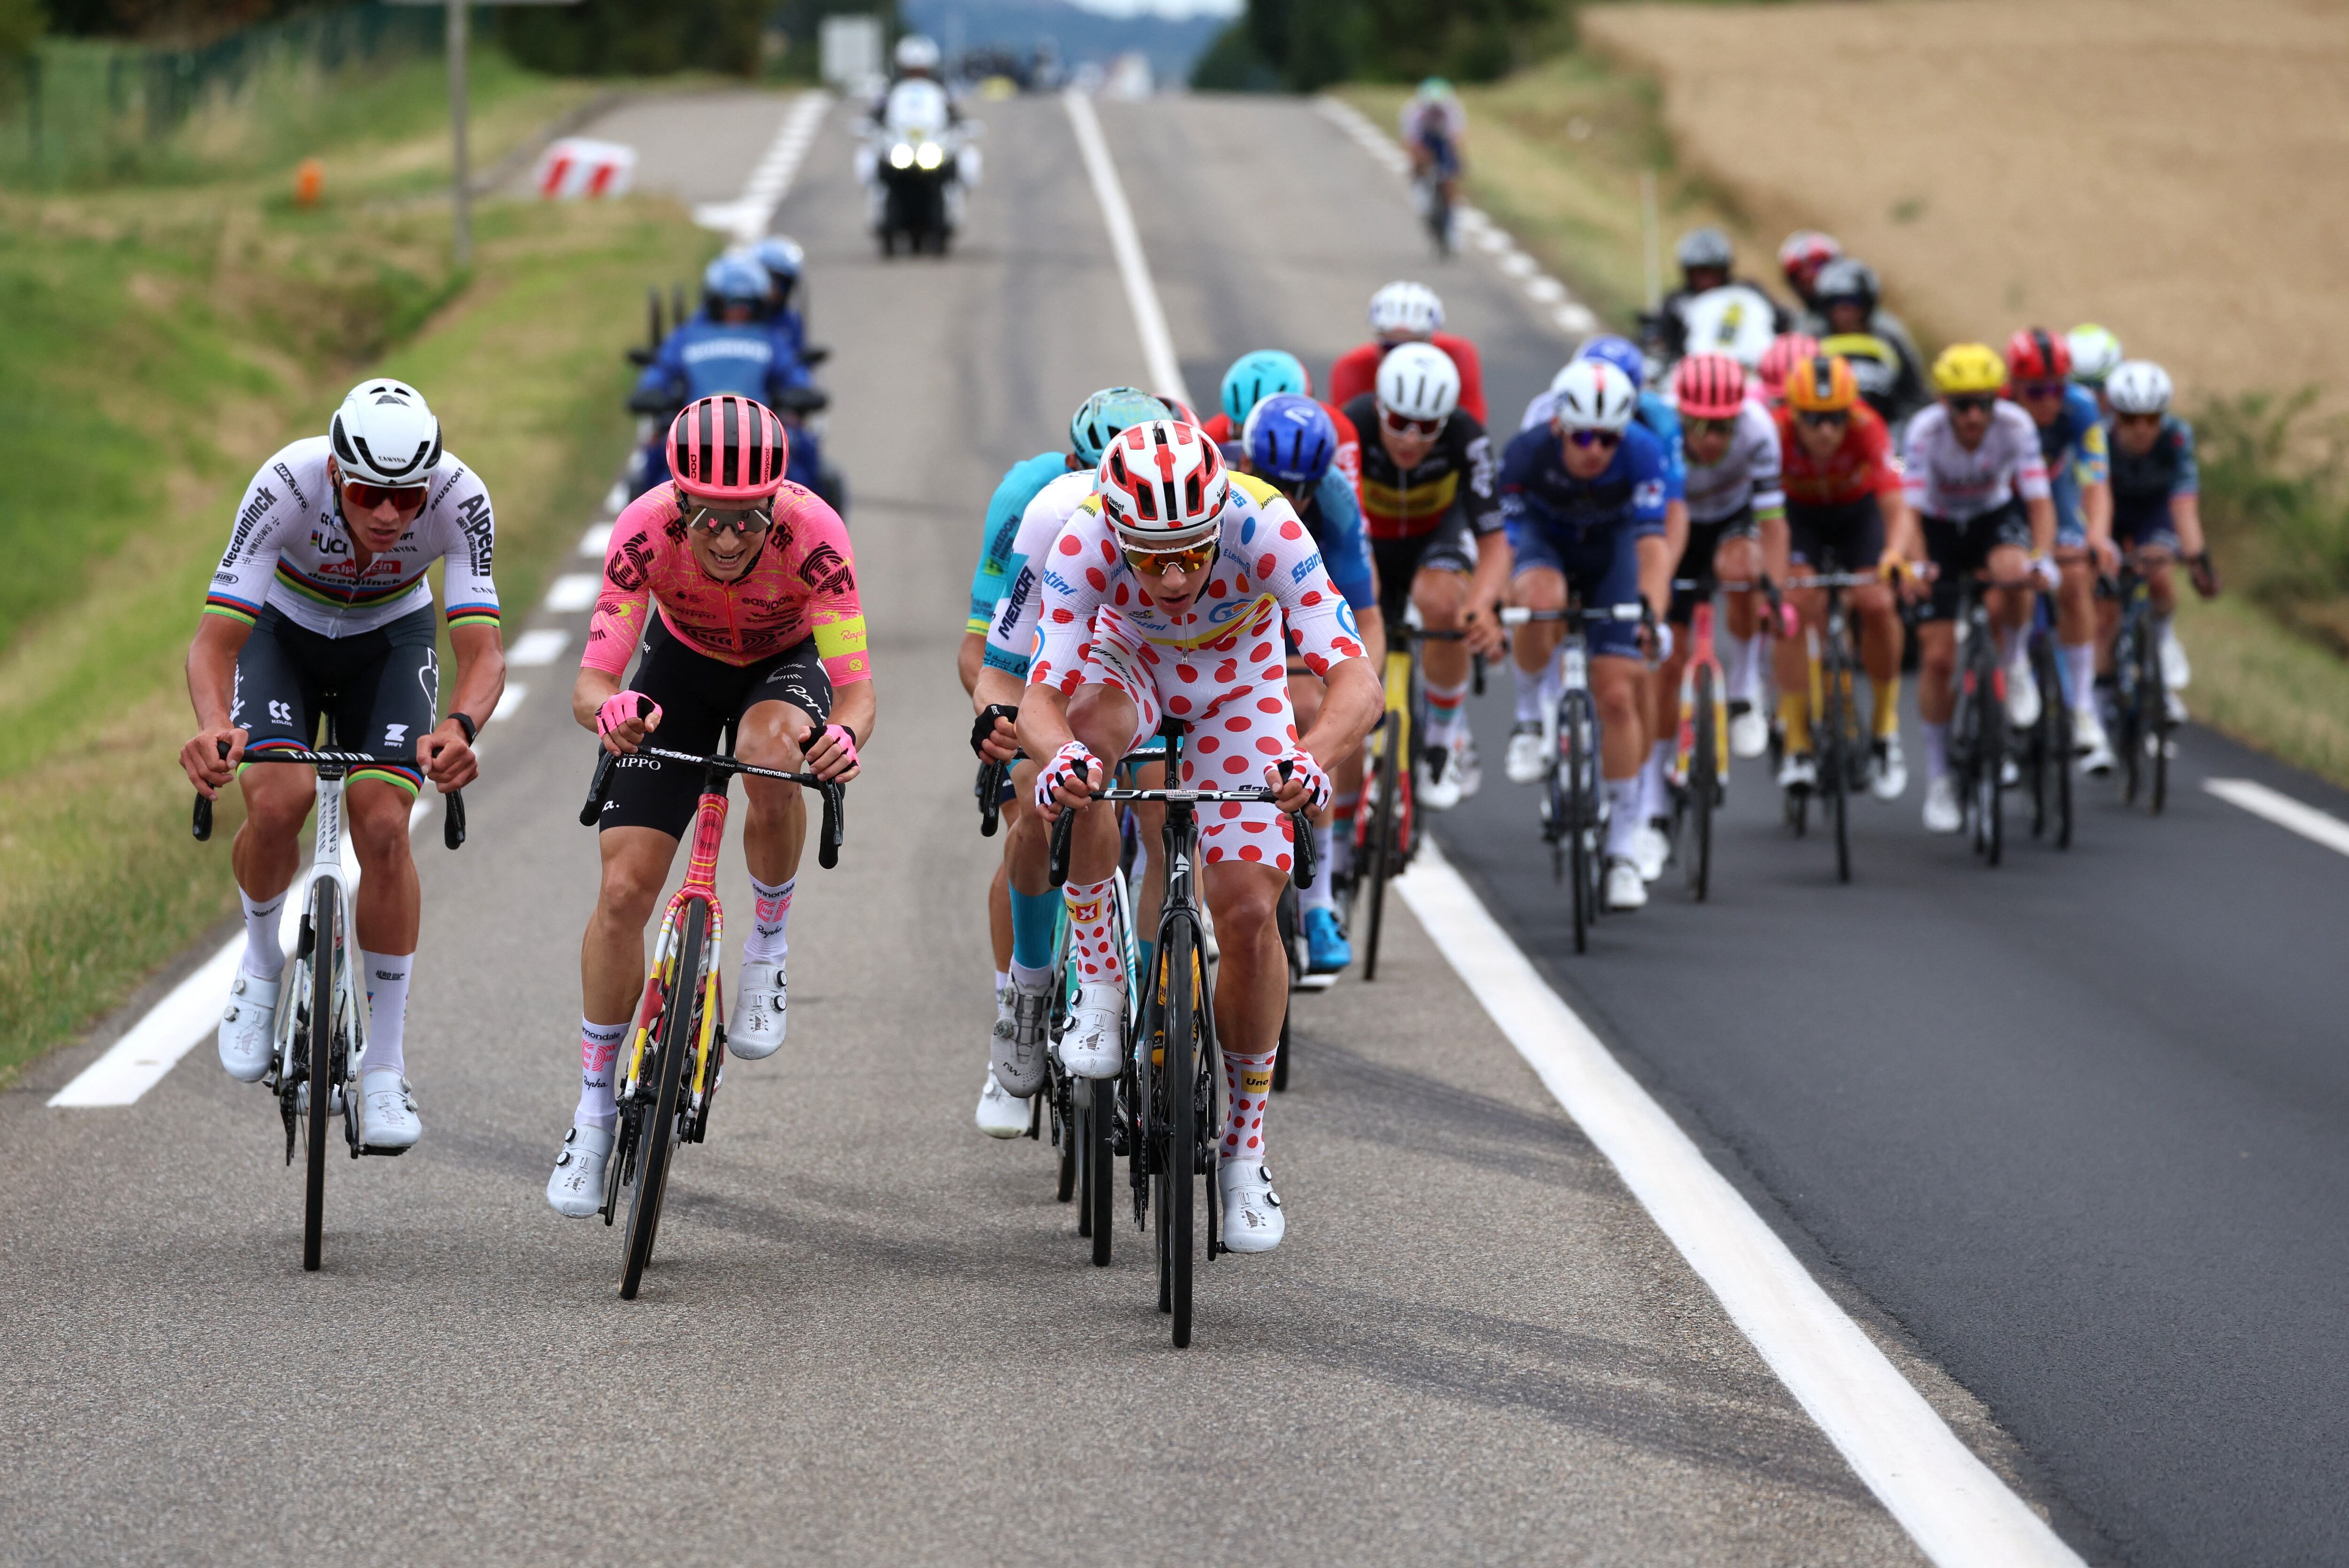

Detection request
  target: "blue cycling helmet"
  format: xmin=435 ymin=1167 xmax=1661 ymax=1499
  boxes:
xmin=1572 ymin=334 xmax=1645 ymax=393
xmin=1070 ymin=386 xmax=1171 ymax=465
xmin=1219 ymin=349 xmax=1309 ymax=426
xmin=753 ymin=236 xmax=805 ymax=279
xmin=704 ymin=254 xmax=770 ymax=309
xmin=1242 ymin=394 xmax=1337 ymax=487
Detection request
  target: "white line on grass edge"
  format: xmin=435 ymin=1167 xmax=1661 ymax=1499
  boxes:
xmin=1397 ymin=842 xmax=2079 ymax=1566
xmin=1059 ymin=95 xmax=2078 ymax=1566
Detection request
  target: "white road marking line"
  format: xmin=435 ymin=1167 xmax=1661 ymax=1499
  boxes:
xmin=1395 ymin=840 xmax=2083 ymax=1568
xmin=2204 ymin=777 xmax=2349 ymax=857
xmin=1064 ymin=91 xmax=1194 ymax=410
xmin=602 ymin=480 xmax=629 ymax=515
xmin=544 ymin=573 xmax=600 ymax=613
xmin=581 ymin=520 xmax=614 ymax=556
xmin=489 ymin=683 xmax=528 ymax=723
xmin=693 ymin=91 xmax=831 ymax=243
xmin=507 ymin=628 xmax=570 ymax=667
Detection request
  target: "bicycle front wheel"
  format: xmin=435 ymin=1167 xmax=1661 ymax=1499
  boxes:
xmin=1154 ymin=922 xmax=1201 ymax=1347
xmin=2143 ymin=628 xmax=2171 ymax=815
xmin=1821 ymin=649 xmax=1851 ymax=885
xmin=1361 ymin=715 xmax=1403 ymax=981
xmin=621 ymin=897 xmax=705 ymax=1300
xmin=301 ymin=882 xmax=337 ymax=1273
xmin=1562 ymin=690 xmax=1595 ymax=954
xmin=1084 ymin=1079 xmax=1114 ymax=1266
xmin=1686 ymin=664 xmax=1717 ymax=901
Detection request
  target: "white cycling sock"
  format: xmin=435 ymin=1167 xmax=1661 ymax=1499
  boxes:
xmin=2063 ymin=642 xmax=2096 ymax=711
xmin=1511 ymin=661 xmax=1545 ymax=724
xmin=1330 ymin=791 xmax=1359 ymax=878
xmin=1640 ymin=740 xmax=1672 ymax=824
xmin=239 ymin=887 xmax=286 ymax=980
xmin=1999 ymin=624 xmax=2029 ymax=666
xmin=1424 ymin=677 xmax=1469 ymax=743
xmin=1604 ymin=777 xmax=1642 ymax=858
xmin=1220 ymin=1047 xmax=1276 ymax=1165
xmin=357 ymin=950 xmax=411 ymax=1079
xmin=1064 ymin=877 xmax=1126 ymax=989
xmin=1921 ymin=720 xmax=1950 ymax=780
xmin=743 ymin=875 xmax=793 ymax=964
xmin=1726 ymin=630 xmax=1764 ymax=704
xmin=1009 ymin=959 xmax=1053 ymax=994
xmin=1302 ymin=824 xmax=1336 ymax=912
xmin=1539 ymin=655 xmax=1563 ymax=715
xmin=577 ymin=1018 xmax=626 ymax=1130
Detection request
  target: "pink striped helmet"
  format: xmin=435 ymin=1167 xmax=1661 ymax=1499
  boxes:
xmin=668 ymin=395 xmax=789 ymax=504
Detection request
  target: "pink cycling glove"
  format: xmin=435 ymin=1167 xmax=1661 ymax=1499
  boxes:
xmin=811 ymin=722 xmax=858 ymax=771
xmin=596 ymin=693 xmax=659 ymax=741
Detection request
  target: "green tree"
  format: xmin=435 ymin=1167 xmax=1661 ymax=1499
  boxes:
xmin=500 ymin=0 xmax=769 ymax=77
xmin=0 ymin=0 xmax=44 ymax=59
xmin=1209 ymin=0 xmax=1558 ymax=92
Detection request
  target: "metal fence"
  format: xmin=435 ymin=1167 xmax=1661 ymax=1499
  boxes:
xmin=5 ymin=4 xmax=445 ymax=185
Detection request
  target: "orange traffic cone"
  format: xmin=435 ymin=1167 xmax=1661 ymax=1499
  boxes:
xmin=295 ymin=158 xmax=323 ymax=207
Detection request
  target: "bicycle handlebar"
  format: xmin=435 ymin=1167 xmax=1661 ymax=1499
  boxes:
xmin=1046 ymin=768 xmax=1315 ymax=894
xmin=192 ymin=742 xmax=466 ymax=850
xmin=579 ymin=744 xmax=845 ymax=869
xmin=1497 ymin=604 xmax=1647 ymax=626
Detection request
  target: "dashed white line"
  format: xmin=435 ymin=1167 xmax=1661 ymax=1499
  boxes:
xmin=581 ymin=520 xmax=614 ymax=557
xmin=544 ymin=573 xmax=600 ymax=613
xmin=693 ymin=91 xmax=831 ymax=244
xmin=507 ymin=628 xmax=571 ymax=667
xmin=489 ymin=683 xmax=528 ymax=723
xmin=1064 ymin=90 xmax=1195 ymax=410
xmin=1394 ymin=841 xmax=2083 ymax=1568
xmin=2204 ymin=777 xmax=2349 ymax=857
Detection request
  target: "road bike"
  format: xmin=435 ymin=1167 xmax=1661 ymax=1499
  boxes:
xmin=2105 ymin=560 xmax=2173 ymax=815
xmin=1946 ymin=575 xmax=2015 ymax=867
xmin=1354 ymin=622 xmax=1462 ymax=981
xmin=580 ymin=723 xmax=843 ymax=1300
xmin=1048 ymin=722 xmax=1315 ymax=1348
xmin=191 ymin=724 xmax=466 ymax=1273
xmin=1779 ymin=567 xmax=1880 ymax=885
xmin=1037 ymin=805 xmax=1140 ymax=1269
xmin=1501 ymin=602 xmax=1645 ymax=954
xmin=1667 ymin=577 xmax=1734 ymax=901
xmin=2021 ymin=593 xmax=2075 ymax=848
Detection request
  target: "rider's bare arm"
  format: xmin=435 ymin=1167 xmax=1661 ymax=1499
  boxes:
xmin=1636 ymin=534 xmax=1672 ymax=626
xmin=957 ymin=630 xmax=985 ymax=697
xmin=2025 ymin=494 xmax=2057 ymax=558
xmin=180 ymin=614 xmax=256 ymax=795
xmin=1462 ymin=531 xmax=1514 ymax=654
xmin=417 ymin=623 xmax=504 ymax=792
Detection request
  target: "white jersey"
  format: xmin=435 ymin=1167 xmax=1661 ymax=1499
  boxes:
xmin=1682 ymin=401 xmax=1784 ymax=525
xmin=982 ymin=469 xmax=1094 ymax=677
xmin=1900 ymin=402 xmax=2049 ymax=522
xmin=205 ymin=436 xmax=499 ymax=638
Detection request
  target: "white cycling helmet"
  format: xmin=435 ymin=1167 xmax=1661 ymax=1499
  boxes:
xmin=1097 ymin=419 xmax=1229 ymax=548
xmin=1548 ymin=359 xmax=1636 ymax=433
xmin=2067 ymin=323 xmax=2124 ymax=387
xmin=1375 ymin=341 xmax=1461 ymax=424
xmin=1368 ymin=280 xmax=1444 ymax=339
xmin=894 ymin=33 xmax=941 ymax=71
xmin=2104 ymin=359 xmax=2173 ymax=416
xmin=329 ymin=379 xmax=442 ymax=488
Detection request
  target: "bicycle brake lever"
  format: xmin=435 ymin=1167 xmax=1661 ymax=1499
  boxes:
xmin=818 ymin=780 xmax=844 ymax=869
xmin=192 ymin=736 xmax=230 ymax=842
xmin=1047 ymin=806 xmax=1075 ymax=889
xmin=443 ymin=789 xmax=467 ymax=851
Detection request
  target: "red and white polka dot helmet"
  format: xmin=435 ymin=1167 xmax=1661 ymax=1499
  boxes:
xmin=1096 ymin=418 xmax=1229 ymax=548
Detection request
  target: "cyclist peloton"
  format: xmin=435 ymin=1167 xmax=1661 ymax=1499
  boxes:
xmin=1236 ymin=393 xmax=1385 ymax=970
xmin=1204 ymin=349 xmax=1361 ymax=492
xmin=2101 ymin=360 xmax=2220 ymax=722
xmin=1019 ymin=420 xmax=1380 ymax=1252
xmin=547 ymin=395 xmax=871 ymax=1215
xmin=1767 ymin=354 xmax=1919 ymax=799
xmin=183 ymin=379 xmax=503 ymax=1151
xmin=1344 ymin=341 xmax=1509 ymax=809
xmin=2005 ymin=328 xmax=2118 ymax=774
xmin=1805 ymin=259 xmax=1929 ymax=431
xmin=1776 ymin=231 xmax=1843 ymax=318
xmin=1754 ymin=332 xmax=1822 ymax=408
xmin=1492 ymin=360 xmax=1672 ymax=912
xmin=1903 ymin=345 xmax=2056 ymax=834
xmin=966 ymin=387 xmax=1171 ymax=1135
xmin=1329 ymin=280 xmax=1489 ymax=425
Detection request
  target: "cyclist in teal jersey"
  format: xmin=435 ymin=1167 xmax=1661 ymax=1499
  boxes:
xmin=2007 ymin=329 xmax=2117 ymax=773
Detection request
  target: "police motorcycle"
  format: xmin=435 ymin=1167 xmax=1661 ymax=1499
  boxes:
xmin=855 ymin=34 xmax=980 ymax=257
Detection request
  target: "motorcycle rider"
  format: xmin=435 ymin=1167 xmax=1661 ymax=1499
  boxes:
xmin=860 ymin=35 xmax=979 ymax=239
xmin=630 ymin=254 xmax=830 ymax=504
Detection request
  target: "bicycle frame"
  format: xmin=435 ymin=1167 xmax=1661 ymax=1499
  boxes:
xmin=1672 ymin=591 xmax=1731 ymax=802
xmin=621 ymin=770 xmax=731 ymax=1135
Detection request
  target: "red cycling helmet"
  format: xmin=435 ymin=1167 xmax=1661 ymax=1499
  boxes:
xmin=1674 ymin=353 xmax=1748 ymax=420
xmin=2004 ymin=327 xmax=2073 ymax=384
xmin=1755 ymin=332 xmax=1821 ymax=403
xmin=668 ymin=395 xmax=789 ymax=504
xmin=1777 ymin=230 xmax=1842 ymax=298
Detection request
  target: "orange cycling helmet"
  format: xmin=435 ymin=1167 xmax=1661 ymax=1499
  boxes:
xmin=1783 ymin=354 xmax=1859 ymax=414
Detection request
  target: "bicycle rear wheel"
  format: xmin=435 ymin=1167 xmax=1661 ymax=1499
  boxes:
xmin=1153 ymin=922 xmax=1201 ymax=1347
xmin=301 ymin=883 xmax=337 ymax=1273
xmin=1821 ymin=647 xmax=1851 ymax=885
xmin=2117 ymin=622 xmax=2145 ymax=806
xmin=2143 ymin=629 xmax=2171 ymax=815
xmin=1056 ymin=1070 xmax=1078 ymax=1206
xmin=1686 ymin=664 xmax=1717 ymax=901
xmin=621 ymin=897 xmax=704 ymax=1300
xmin=1361 ymin=716 xmax=1403 ymax=981
xmin=2031 ymin=637 xmax=2073 ymax=848
xmin=1562 ymin=690 xmax=1595 ymax=954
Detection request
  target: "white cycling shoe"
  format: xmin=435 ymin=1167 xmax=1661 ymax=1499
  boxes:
xmin=1603 ymin=856 xmax=1647 ymax=911
xmin=1058 ymin=982 xmax=1125 ymax=1079
xmin=731 ymin=959 xmax=786 ymax=1059
xmin=2005 ymin=651 xmax=2042 ymax=730
xmin=975 ymin=1070 xmax=1028 ymax=1139
xmin=1503 ymin=722 xmax=1549 ymax=785
xmin=1219 ymin=1159 xmax=1285 ymax=1253
xmin=357 ymin=1069 xmax=422 ymax=1151
xmin=545 ymin=1121 xmax=614 ymax=1218
xmin=1776 ymin=752 xmax=1817 ymax=793
xmin=1728 ymin=700 xmax=1770 ymax=760
xmin=2073 ymin=706 xmax=2115 ymax=776
xmin=1923 ymin=774 xmax=1962 ymax=834
xmin=1632 ymin=822 xmax=1670 ymax=884
xmin=2161 ymin=631 xmax=2191 ymax=692
xmin=1419 ymin=732 xmax=1478 ymax=811
xmin=218 ymin=969 xmax=280 ymax=1083
xmin=1870 ymin=736 xmax=1909 ymax=801
xmin=990 ymin=982 xmax=1051 ymax=1097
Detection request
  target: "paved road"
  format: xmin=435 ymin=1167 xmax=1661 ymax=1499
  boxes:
xmin=0 ymin=94 xmax=1936 ymax=1567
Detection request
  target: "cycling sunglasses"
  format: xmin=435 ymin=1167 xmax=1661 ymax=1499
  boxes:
xmin=2016 ymin=380 xmax=2068 ymax=401
xmin=1684 ymin=416 xmax=1738 ymax=440
xmin=340 ymin=478 xmax=429 ymax=513
xmin=2113 ymin=411 xmax=2164 ymax=428
xmin=1120 ymin=538 xmax=1220 ymax=578
xmin=1795 ymin=410 xmax=1849 ymax=429
xmin=1380 ymin=408 xmax=1445 ymax=438
xmin=685 ymin=503 xmax=774 ymax=539
xmin=1566 ymin=428 xmax=1621 ymax=450
xmin=1944 ymin=394 xmax=1997 ymax=415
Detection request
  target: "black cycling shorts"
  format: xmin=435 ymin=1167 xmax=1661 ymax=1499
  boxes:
xmin=1669 ymin=504 xmax=1759 ymax=624
xmin=1786 ymin=495 xmax=1888 ymax=576
xmin=1919 ymin=502 xmax=2032 ymax=623
xmin=233 ymin=604 xmax=439 ymax=792
xmin=597 ymin=614 xmax=833 ymax=838
xmin=1370 ymin=508 xmax=1479 ymax=627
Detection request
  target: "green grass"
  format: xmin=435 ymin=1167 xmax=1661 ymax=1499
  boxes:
xmin=2193 ymin=390 xmax=2349 ymax=658
xmin=0 ymin=52 xmax=716 ymax=1082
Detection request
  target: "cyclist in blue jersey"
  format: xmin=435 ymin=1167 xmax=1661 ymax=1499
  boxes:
xmin=1237 ymin=394 xmax=1385 ymax=973
xmin=2101 ymin=361 xmax=2218 ymax=725
xmin=630 ymin=254 xmax=827 ymax=498
xmin=2006 ymin=329 xmax=2118 ymax=773
xmin=1491 ymin=360 xmax=1671 ymax=913
xmin=964 ymin=387 xmax=1169 ymax=1135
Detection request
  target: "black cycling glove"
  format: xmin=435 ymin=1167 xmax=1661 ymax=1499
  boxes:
xmin=971 ymin=703 xmax=1020 ymax=759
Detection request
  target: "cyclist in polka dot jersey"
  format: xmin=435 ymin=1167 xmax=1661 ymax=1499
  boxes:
xmin=1021 ymin=420 xmax=1382 ymax=1253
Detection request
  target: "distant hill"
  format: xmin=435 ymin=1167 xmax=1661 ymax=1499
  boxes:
xmin=902 ymin=0 xmax=1232 ymax=87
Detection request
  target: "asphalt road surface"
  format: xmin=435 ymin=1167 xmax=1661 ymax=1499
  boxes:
xmin=5 ymin=89 xmax=2342 ymax=1567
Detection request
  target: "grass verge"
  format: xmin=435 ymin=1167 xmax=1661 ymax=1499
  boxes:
xmin=0 ymin=54 xmax=716 ymax=1084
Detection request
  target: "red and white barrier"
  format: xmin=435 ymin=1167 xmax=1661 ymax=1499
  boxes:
xmin=534 ymin=137 xmax=638 ymax=199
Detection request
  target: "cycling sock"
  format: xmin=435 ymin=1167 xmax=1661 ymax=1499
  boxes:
xmin=1424 ymin=677 xmax=1468 ymax=742
xmin=1008 ymin=885 xmax=1059 ymax=971
xmin=1921 ymin=720 xmax=1950 ymax=780
xmin=1872 ymin=676 xmax=1903 ymax=740
xmin=1604 ymin=777 xmax=1642 ymax=858
xmin=1063 ymin=877 xmax=1126 ymax=990
xmin=1999 ymin=624 xmax=2029 ymax=667
xmin=743 ymin=876 xmax=793 ymax=963
xmin=239 ymin=888 xmax=286 ymax=979
xmin=577 ymin=1018 xmax=626 ymax=1131
xmin=356 ymin=950 xmax=411 ymax=1079
xmin=1330 ymin=791 xmax=1359 ymax=877
xmin=1539 ymin=656 xmax=1563 ymax=715
xmin=1640 ymin=740 xmax=1672 ymax=824
xmin=1302 ymin=824 xmax=1336 ymax=912
xmin=1511 ymin=661 xmax=1545 ymax=724
xmin=1009 ymin=959 xmax=1053 ymax=995
xmin=1777 ymin=689 xmax=1811 ymax=754
xmin=2063 ymin=642 xmax=2096 ymax=711
xmin=1726 ymin=631 xmax=1764 ymax=703
xmin=1221 ymin=1047 xmax=1276 ymax=1164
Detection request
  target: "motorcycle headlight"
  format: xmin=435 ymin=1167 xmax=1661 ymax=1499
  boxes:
xmin=914 ymin=140 xmax=945 ymax=171
xmin=887 ymin=142 xmax=915 ymax=170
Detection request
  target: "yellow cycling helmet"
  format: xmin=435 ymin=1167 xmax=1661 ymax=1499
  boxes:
xmin=1784 ymin=353 xmax=1859 ymax=414
xmin=1931 ymin=342 xmax=2008 ymax=396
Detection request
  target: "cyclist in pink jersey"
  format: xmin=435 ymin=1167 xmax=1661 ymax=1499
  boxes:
xmin=548 ymin=396 xmax=873 ymax=1218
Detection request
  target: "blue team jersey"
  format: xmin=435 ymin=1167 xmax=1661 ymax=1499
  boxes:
xmin=1636 ymin=391 xmax=1687 ymax=502
xmin=1498 ymin=420 xmax=1671 ymax=544
xmin=1299 ymin=469 xmax=1377 ymax=613
xmin=968 ymin=450 xmax=1070 ymax=634
xmin=2107 ymin=413 xmax=2199 ymax=535
xmin=770 ymin=307 xmax=807 ymax=364
xmin=2034 ymin=385 xmax=2110 ymax=539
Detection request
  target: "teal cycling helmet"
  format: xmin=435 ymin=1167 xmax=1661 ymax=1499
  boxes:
xmin=1070 ymin=386 xmax=1171 ymax=465
xmin=1219 ymin=350 xmax=1310 ymax=427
